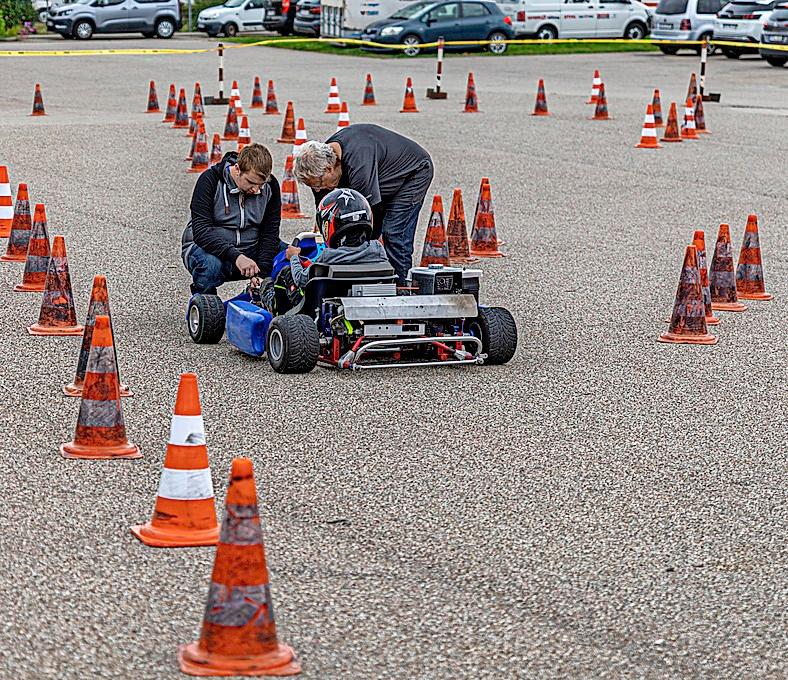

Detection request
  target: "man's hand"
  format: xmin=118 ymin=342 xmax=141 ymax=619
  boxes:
xmin=235 ymin=254 xmax=260 ymax=278
xmin=285 ymin=245 xmax=301 ymax=259
xmin=249 ymin=276 xmax=262 ymax=289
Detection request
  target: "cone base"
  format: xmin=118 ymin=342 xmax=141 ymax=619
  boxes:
xmin=13 ymin=282 xmax=46 ymax=292
xmin=28 ymin=323 xmax=85 ymax=336
xmin=737 ymin=291 xmax=773 ymax=301
xmin=635 ymin=141 xmax=662 ymax=149
xmin=531 ymin=111 xmax=550 ymax=116
xmin=130 ymin=522 xmax=219 ymax=548
xmin=282 ymin=211 xmax=306 ymax=219
xmin=0 ymin=253 xmax=27 ymax=262
xmin=30 ymin=112 xmax=47 ymax=117
xmin=361 ymin=102 xmax=376 ymax=107
xmin=179 ymin=642 xmax=301 ymax=677
xmin=265 ymin=110 xmax=280 ymax=115
xmin=251 ymin=103 xmax=264 ymax=110
xmin=324 ymin=107 xmax=341 ymax=114
xmin=162 ymin=117 xmax=176 ymax=123
xmin=658 ymin=332 xmax=718 ymax=345
xmin=63 ymin=382 xmax=133 ymax=397
xmin=277 ymin=137 xmax=295 ymax=144
xmin=680 ymin=132 xmax=699 ymax=140
xmin=145 ymin=109 xmax=162 ymax=114
xmin=400 ymin=108 xmax=420 ymax=113
xmin=60 ymin=440 xmax=141 ymax=460
xmin=706 ymin=315 xmax=721 ymax=326
xmin=470 ymin=250 xmax=504 ymax=258
xmin=172 ymin=123 xmax=190 ymax=129
xmin=661 ymin=137 xmax=683 ymax=143
xmin=591 ymin=115 xmax=611 ymax=120
xmin=711 ymin=301 xmax=748 ymax=312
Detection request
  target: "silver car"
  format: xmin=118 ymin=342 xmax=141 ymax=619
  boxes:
xmin=46 ymin=0 xmax=182 ymax=39
xmin=651 ymin=0 xmax=727 ymax=53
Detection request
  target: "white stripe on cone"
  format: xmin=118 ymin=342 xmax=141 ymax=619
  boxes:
xmin=157 ymin=467 xmax=214 ymax=500
xmin=169 ymin=414 xmax=206 ymax=445
xmin=0 ymin=185 xmax=11 ymax=196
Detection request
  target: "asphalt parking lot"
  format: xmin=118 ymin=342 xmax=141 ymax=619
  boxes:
xmin=0 ymin=37 xmax=786 ymax=679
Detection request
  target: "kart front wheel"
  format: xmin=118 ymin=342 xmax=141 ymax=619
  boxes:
xmin=469 ymin=307 xmax=517 ymax=365
xmin=267 ymin=315 xmax=319 ymax=374
xmin=188 ymin=294 xmax=226 ymax=344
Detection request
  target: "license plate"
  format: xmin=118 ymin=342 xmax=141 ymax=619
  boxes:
xmin=722 ymin=22 xmax=736 ymax=28
xmin=771 ymin=34 xmax=788 ymax=42
xmin=657 ymin=22 xmax=672 ymax=29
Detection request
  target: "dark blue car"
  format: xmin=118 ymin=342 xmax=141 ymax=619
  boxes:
xmin=361 ymin=0 xmax=515 ymax=56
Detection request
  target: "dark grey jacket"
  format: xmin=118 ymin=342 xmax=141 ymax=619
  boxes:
xmin=289 ymin=240 xmax=389 ymax=289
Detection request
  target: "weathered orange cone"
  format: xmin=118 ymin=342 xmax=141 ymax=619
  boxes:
xmin=281 ymin=155 xmax=306 ymax=219
xmin=652 ymin=88 xmax=663 ymax=127
xmin=658 ymin=245 xmax=717 ymax=345
xmin=237 ymin=115 xmax=251 ymax=152
xmin=532 ymin=78 xmax=549 ymax=116
xmin=591 ymin=82 xmax=609 ymax=120
xmin=325 ymin=77 xmax=341 ymax=113
xmin=60 ymin=315 xmax=140 ymax=460
xmin=230 ymin=80 xmax=241 ymax=103
xmin=680 ymin=97 xmax=698 ymax=139
xmin=30 ymin=83 xmax=46 ymax=116
xmin=0 ymin=166 xmax=12 ymax=237
xmin=1 ymin=183 xmax=33 ymax=261
xmin=251 ymin=76 xmax=264 ymax=109
xmin=64 ymin=275 xmax=131 ymax=398
xmin=694 ymin=95 xmax=709 ymax=134
xmin=463 ymin=72 xmax=479 ymax=113
xmin=209 ymin=134 xmax=223 ymax=167
xmin=635 ymin=103 xmax=662 ymax=149
xmin=178 ymin=457 xmax=301 ymax=676
xmin=222 ymin=100 xmax=239 ymax=141
xmin=447 ymin=188 xmax=474 ymax=264
xmin=686 ymin=72 xmax=698 ymax=104
xmin=189 ymin=120 xmax=211 ymax=174
xmin=362 ymin=73 xmax=376 ymax=106
xmin=146 ymin=80 xmax=160 ymax=113
xmin=400 ymin=77 xmax=419 ymax=113
xmin=131 ymin=373 xmax=219 ymax=547
xmin=471 ymin=176 xmax=489 ymax=235
xmin=710 ymin=223 xmax=748 ymax=312
xmin=186 ymin=113 xmax=202 ymax=160
xmin=277 ymin=101 xmax=296 ymax=143
xmin=172 ymin=88 xmax=190 ymax=129
xmin=587 ymin=69 xmax=601 ymax=104
xmin=291 ymin=117 xmax=307 ymax=156
xmin=162 ymin=83 xmax=177 ymax=123
xmin=265 ymin=80 xmax=279 ymax=115
xmin=336 ymin=101 xmax=350 ymax=132
xmin=28 ymin=235 xmax=84 ymax=336
xmin=736 ymin=214 xmax=773 ymax=301
xmin=661 ymin=102 xmax=682 ymax=142
xmin=189 ymin=106 xmax=201 ymax=137
xmin=14 ymin=203 xmax=51 ymax=292
xmin=193 ymin=82 xmax=204 ymax=115
xmin=470 ymin=181 xmax=504 ymax=257
xmin=419 ymin=195 xmax=450 ymax=267
xmin=692 ymin=230 xmax=720 ymax=326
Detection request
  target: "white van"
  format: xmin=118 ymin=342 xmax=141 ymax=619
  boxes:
xmin=512 ymin=0 xmax=652 ymax=39
xmin=197 ymin=0 xmax=266 ymax=37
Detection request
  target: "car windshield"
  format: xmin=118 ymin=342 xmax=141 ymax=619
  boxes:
xmin=224 ymin=0 xmax=245 ymax=6
xmin=390 ymin=1 xmax=435 ymax=19
xmin=656 ymin=0 xmax=688 ymax=13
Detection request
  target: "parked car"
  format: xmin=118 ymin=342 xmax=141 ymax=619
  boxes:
xmin=714 ymin=0 xmax=777 ymax=55
xmin=46 ymin=0 xmax=182 ymax=39
xmin=197 ymin=0 xmax=265 ymax=36
xmin=651 ymin=0 xmax=726 ymax=52
xmin=263 ymin=0 xmax=297 ymax=33
xmin=760 ymin=2 xmax=788 ymax=65
xmin=511 ymin=0 xmax=651 ymax=39
xmin=360 ymin=0 xmax=515 ymax=56
xmin=293 ymin=0 xmax=321 ymax=34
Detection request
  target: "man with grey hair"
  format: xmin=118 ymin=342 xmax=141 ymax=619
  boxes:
xmin=293 ymin=123 xmax=433 ymax=284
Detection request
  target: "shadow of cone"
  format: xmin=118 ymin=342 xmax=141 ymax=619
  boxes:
xmin=0 ymin=166 xmax=12 ymax=238
xmin=661 ymin=102 xmax=682 ymax=143
xmin=1 ymin=183 xmax=32 ymax=261
xmin=60 ymin=315 xmax=140 ymax=460
xmin=31 ymin=83 xmax=46 ymax=116
xmin=420 ymin=195 xmax=450 ymax=267
xmin=591 ymin=83 xmax=610 ymax=120
xmin=251 ymin=76 xmax=264 ymax=109
xmin=172 ymin=88 xmax=190 ymax=129
xmin=131 ymin=373 xmax=219 ymax=547
xmin=362 ymin=73 xmax=376 ymax=106
xmin=710 ymin=223 xmax=747 ymax=312
xmin=400 ymin=77 xmax=419 ymax=113
xmin=470 ymin=181 xmax=504 ymax=257
xmin=736 ymin=214 xmax=773 ymax=301
xmin=447 ymin=188 xmax=475 ymax=264
xmin=178 ymin=457 xmax=301 ymax=676
xmin=265 ymin=80 xmax=279 ymax=115
xmin=14 ymin=203 xmax=50 ymax=292
xmin=531 ymin=79 xmax=549 ymax=116
xmin=463 ymin=72 xmax=479 ymax=113
xmin=162 ymin=84 xmax=177 ymax=123
xmin=28 ymin=235 xmax=84 ymax=336
xmin=64 ymin=275 xmax=132 ymax=397
xmin=277 ymin=101 xmax=296 ymax=143
xmin=281 ymin=155 xmax=306 ymax=219
xmin=658 ymin=245 xmax=717 ymax=345
xmin=145 ymin=80 xmax=160 ymax=113
xmin=692 ymin=230 xmax=720 ymax=326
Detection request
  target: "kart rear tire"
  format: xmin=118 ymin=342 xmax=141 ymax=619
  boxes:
xmin=188 ymin=294 xmax=225 ymax=344
xmin=267 ymin=315 xmax=319 ymax=374
xmin=471 ymin=307 xmax=517 ymax=365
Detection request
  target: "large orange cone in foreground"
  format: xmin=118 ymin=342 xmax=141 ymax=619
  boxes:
xmin=658 ymin=245 xmax=717 ymax=345
xmin=1 ymin=183 xmax=33 ymax=261
xmin=419 ymin=195 xmax=450 ymax=267
xmin=692 ymin=230 xmax=720 ymax=326
xmin=709 ymin=223 xmax=747 ymax=312
xmin=178 ymin=457 xmax=301 ymax=676
xmin=470 ymin=181 xmax=503 ymax=257
xmin=60 ymin=315 xmax=141 ymax=460
xmin=14 ymin=202 xmax=51 ymax=292
xmin=735 ymin=214 xmax=773 ymax=301
xmin=28 ymin=235 xmax=84 ymax=336
xmin=131 ymin=373 xmax=219 ymax=547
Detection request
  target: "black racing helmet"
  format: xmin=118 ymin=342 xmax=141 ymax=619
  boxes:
xmin=316 ymin=188 xmax=373 ymax=248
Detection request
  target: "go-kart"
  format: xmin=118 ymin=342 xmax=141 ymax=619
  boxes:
xmin=187 ymin=232 xmax=517 ymax=373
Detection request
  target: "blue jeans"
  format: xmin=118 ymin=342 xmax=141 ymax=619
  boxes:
xmin=380 ymin=202 xmax=424 ymax=284
xmin=186 ymin=245 xmax=245 ymax=295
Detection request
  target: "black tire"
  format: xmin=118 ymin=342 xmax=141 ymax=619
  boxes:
xmin=188 ymin=294 xmax=226 ymax=344
xmin=468 ymin=307 xmax=517 ymax=366
xmin=659 ymin=45 xmax=679 ymax=54
xmin=73 ymin=20 xmax=94 ymax=39
xmin=722 ymin=47 xmax=741 ymax=59
xmin=487 ymin=30 xmax=508 ymax=54
xmin=267 ymin=315 xmax=320 ymax=374
xmin=223 ymin=22 xmax=238 ymax=37
xmin=38 ymin=9 xmax=48 ymax=22
xmin=155 ymin=17 xmax=176 ymax=38
xmin=536 ymin=24 xmax=557 ymax=40
xmin=765 ymin=55 xmax=787 ymax=67
xmin=623 ymin=20 xmax=646 ymax=40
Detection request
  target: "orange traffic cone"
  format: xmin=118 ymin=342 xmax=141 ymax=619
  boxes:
xmin=336 ymin=101 xmax=350 ymax=132
xmin=463 ymin=72 xmax=479 ymax=113
xmin=686 ymin=72 xmax=698 ymax=104
xmin=251 ymin=76 xmax=264 ymax=109
xmin=694 ymin=95 xmax=709 ymax=134
xmin=172 ymin=88 xmax=190 ymax=129
xmin=681 ymin=97 xmax=698 ymax=139
xmin=661 ymin=102 xmax=682 ymax=143
xmin=60 ymin=315 xmax=140 ymax=460
xmin=400 ymin=77 xmax=419 ymax=113
xmin=222 ymin=100 xmax=239 ymax=141
xmin=237 ymin=115 xmax=251 ymax=152
xmin=193 ymin=82 xmax=204 ymax=115
xmin=736 ymin=214 xmax=773 ymax=301
xmin=291 ymin=117 xmax=307 ymax=156
xmin=189 ymin=120 xmax=211 ymax=174
xmin=587 ymin=69 xmax=601 ymax=104
xmin=692 ymin=230 xmax=720 ymax=326
xmin=652 ymin=88 xmax=663 ymax=127
xmin=447 ymin=188 xmax=474 ymax=264
xmin=470 ymin=176 xmax=489 ymax=236
xmin=186 ymin=112 xmax=202 ymax=159
xmin=188 ymin=105 xmax=201 ymax=137
xmin=131 ymin=373 xmax=219 ymax=547
xmin=1 ymin=183 xmax=32 ymax=261
xmin=281 ymin=155 xmax=306 ymax=219
xmin=362 ymin=73 xmax=376 ymax=106
xmin=162 ymin=83 xmax=177 ymax=123
xmin=709 ymin=223 xmax=748 ymax=312
xmin=30 ymin=83 xmax=46 ymax=116
xmin=419 ymin=195 xmax=450 ymax=267
xmin=265 ymin=80 xmax=279 ymax=115
xmin=532 ymin=78 xmax=549 ymax=116
xmin=28 ymin=235 xmax=84 ymax=336
xmin=277 ymin=101 xmax=296 ymax=143
xmin=325 ymin=77 xmax=341 ymax=113
xmin=230 ymin=79 xmax=241 ymax=103
xmin=591 ymin=83 xmax=609 ymax=120
xmin=658 ymin=244 xmax=717 ymax=345
xmin=635 ymin=103 xmax=661 ymax=149
xmin=146 ymin=80 xmax=160 ymax=113
xmin=0 ymin=166 xmax=12 ymax=237
xmin=470 ymin=181 xmax=503 ymax=257
xmin=64 ymin=274 xmax=131 ymax=398
xmin=179 ymin=457 xmax=301 ymax=676
xmin=14 ymin=203 xmax=50 ymax=293
xmin=209 ymin=134 xmax=223 ymax=167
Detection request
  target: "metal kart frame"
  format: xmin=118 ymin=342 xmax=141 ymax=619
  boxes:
xmin=342 ymin=334 xmax=486 ymax=370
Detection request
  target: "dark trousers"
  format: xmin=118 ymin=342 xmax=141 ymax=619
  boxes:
xmin=185 ymin=245 xmax=245 ymax=295
xmin=380 ymin=201 xmax=425 ymax=284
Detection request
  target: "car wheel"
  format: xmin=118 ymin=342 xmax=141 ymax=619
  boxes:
xmin=536 ymin=24 xmax=558 ymax=40
xmin=223 ymin=22 xmax=238 ymax=37
xmin=155 ymin=18 xmax=175 ymax=38
xmin=267 ymin=315 xmax=319 ymax=374
xmin=658 ymin=45 xmax=679 ymax=54
xmin=467 ymin=307 xmax=518 ymax=365
xmin=401 ymin=33 xmax=421 ymax=57
xmin=187 ymin=294 xmax=226 ymax=344
xmin=722 ymin=47 xmax=741 ymax=58
xmin=487 ymin=30 xmax=508 ymax=54
xmin=623 ymin=21 xmax=646 ymax=40
xmin=765 ymin=55 xmax=787 ymax=67
xmin=73 ymin=20 xmax=94 ymax=40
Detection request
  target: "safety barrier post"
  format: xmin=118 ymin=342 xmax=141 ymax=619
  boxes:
xmin=700 ymin=38 xmax=721 ymax=102
xmin=204 ymin=42 xmax=229 ymax=105
xmin=426 ymin=36 xmax=448 ymax=99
